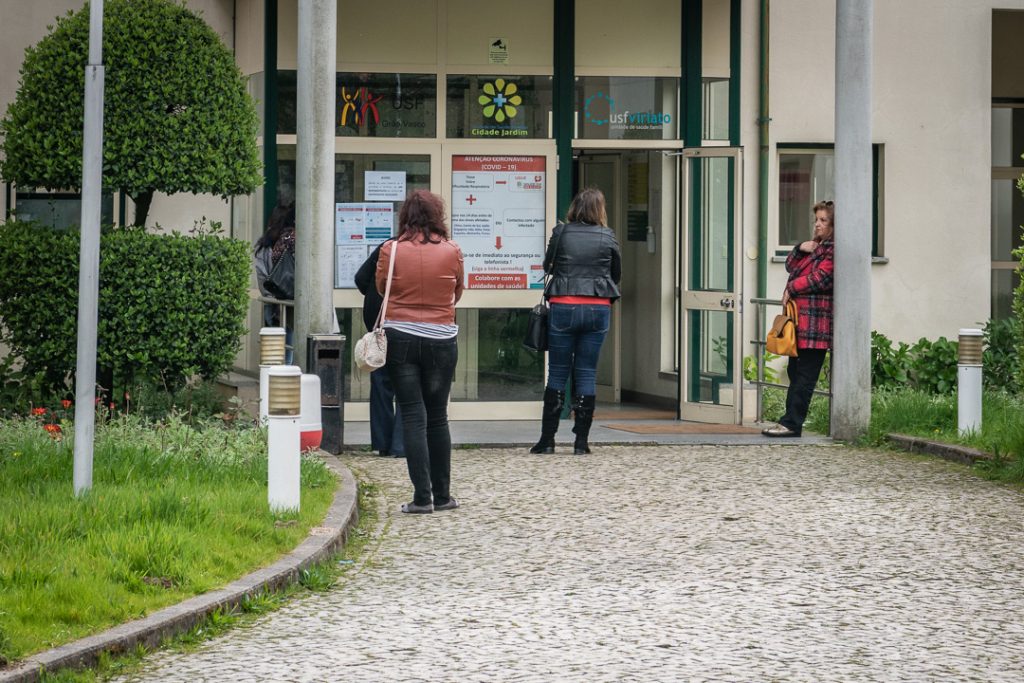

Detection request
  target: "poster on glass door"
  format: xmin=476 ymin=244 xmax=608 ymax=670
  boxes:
xmin=451 ymin=155 xmax=546 ymax=289
xmin=334 ymin=202 xmax=394 ymax=288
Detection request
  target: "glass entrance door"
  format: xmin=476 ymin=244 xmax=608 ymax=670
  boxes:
xmin=679 ymin=147 xmax=743 ymax=423
xmin=578 ymin=154 xmax=622 ymax=403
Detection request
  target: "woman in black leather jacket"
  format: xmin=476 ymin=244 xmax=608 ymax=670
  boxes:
xmin=530 ymin=188 xmax=621 ymax=455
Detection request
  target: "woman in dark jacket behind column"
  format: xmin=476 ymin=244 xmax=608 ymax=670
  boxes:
xmin=530 ymin=187 xmax=621 ymax=455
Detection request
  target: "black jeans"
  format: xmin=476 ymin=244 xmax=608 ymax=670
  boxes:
xmin=385 ymin=329 xmax=458 ymax=507
xmin=780 ymin=348 xmax=828 ymax=435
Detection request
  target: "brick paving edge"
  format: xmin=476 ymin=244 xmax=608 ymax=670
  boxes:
xmin=887 ymin=433 xmax=993 ymax=466
xmin=0 ymin=452 xmax=359 ymax=683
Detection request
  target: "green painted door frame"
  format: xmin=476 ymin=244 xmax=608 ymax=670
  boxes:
xmin=263 ymin=0 xmax=279 ymax=228
xmin=554 ymin=0 xmax=575 ymax=219
xmin=680 ymin=0 xmax=744 ymax=420
xmin=682 ymin=0 xmax=702 ymax=147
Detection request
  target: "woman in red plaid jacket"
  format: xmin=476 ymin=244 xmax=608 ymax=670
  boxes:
xmin=763 ymin=200 xmax=834 ymax=437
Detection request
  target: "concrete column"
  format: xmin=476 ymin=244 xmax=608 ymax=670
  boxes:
xmin=295 ymin=0 xmax=337 ymax=370
xmin=832 ymin=0 xmax=873 ymax=440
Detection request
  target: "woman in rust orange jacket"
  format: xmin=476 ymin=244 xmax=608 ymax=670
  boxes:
xmin=376 ymin=190 xmax=464 ymax=513
xmin=763 ymin=200 xmax=835 ymax=438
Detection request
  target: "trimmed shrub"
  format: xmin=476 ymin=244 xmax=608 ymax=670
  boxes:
xmin=0 ymin=0 xmax=261 ymax=227
xmin=908 ymin=336 xmax=959 ymax=395
xmin=983 ymin=317 xmax=1021 ymax=394
xmin=871 ymin=330 xmax=911 ymax=389
xmin=1014 ymin=220 xmax=1024 ymax=391
xmin=0 ymin=221 xmax=249 ymax=395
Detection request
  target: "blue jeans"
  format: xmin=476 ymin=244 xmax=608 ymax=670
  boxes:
xmin=369 ymin=368 xmax=404 ymax=456
xmin=546 ymin=303 xmax=611 ymax=396
xmin=385 ymin=329 xmax=458 ymax=507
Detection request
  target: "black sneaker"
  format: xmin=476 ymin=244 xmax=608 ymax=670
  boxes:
xmin=762 ymin=425 xmax=800 ymax=437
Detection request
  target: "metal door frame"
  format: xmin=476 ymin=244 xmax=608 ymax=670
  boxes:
xmin=679 ymin=147 xmax=743 ymax=423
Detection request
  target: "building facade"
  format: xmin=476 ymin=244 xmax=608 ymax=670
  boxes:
xmin=2 ymin=0 xmax=1022 ymax=423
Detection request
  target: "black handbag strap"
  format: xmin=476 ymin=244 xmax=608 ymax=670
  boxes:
xmin=539 ymin=223 xmax=565 ymax=302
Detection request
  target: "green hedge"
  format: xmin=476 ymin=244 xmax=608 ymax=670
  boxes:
xmin=872 ymin=323 xmax=1022 ymax=396
xmin=1015 ymin=221 xmax=1024 ymax=391
xmin=0 ymin=222 xmax=249 ymax=394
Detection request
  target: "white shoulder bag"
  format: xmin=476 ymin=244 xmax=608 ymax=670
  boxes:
xmin=354 ymin=240 xmax=397 ymax=372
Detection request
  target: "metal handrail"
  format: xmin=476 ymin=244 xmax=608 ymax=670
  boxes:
xmin=257 ymin=295 xmax=294 ymax=354
xmin=749 ymin=297 xmax=832 ymax=425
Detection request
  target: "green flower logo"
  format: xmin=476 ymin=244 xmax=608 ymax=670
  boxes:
xmin=478 ymin=79 xmax=522 ymax=123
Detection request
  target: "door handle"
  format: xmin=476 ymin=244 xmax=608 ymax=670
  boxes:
xmin=719 ymin=297 xmax=734 ymax=309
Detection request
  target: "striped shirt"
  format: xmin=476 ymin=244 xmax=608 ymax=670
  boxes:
xmin=383 ymin=320 xmax=459 ymax=339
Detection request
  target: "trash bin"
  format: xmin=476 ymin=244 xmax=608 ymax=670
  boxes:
xmin=307 ymin=334 xmax=345 ymax=454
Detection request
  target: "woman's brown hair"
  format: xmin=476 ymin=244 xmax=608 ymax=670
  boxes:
xmin=397 ymin=190 xmax=449 ymax=243
xmin=566 ymin=187 xmax=608 ymax=227
xmin=254 ymin=202 xmax=295 ymax=253
xmin=813 ymin=199 xmax=835 ymax=240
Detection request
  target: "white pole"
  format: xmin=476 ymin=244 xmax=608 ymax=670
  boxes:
xmin=294 ymin=0 xmax=337 ymax=370
xmin=957 ymin=328 xmax=983 ymax=436
xmin=831 ymin=0 xmax=873 ymax=441
xmin=73 ymin=0 xmax=105 ymax=496
xmin=267 ymin=365 xmax=302 ymax=513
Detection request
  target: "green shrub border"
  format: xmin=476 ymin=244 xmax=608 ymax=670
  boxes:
xmin=0 ymin=221 xmax=249 ymax=398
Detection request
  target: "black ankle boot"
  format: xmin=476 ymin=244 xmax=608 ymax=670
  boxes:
xmin=571 ymin=395 xmax=596 ymax=455
xmin=530 ymin=387 xmax=565 ymax=454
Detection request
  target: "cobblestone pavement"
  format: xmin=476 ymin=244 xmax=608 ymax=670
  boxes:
xmin=118 ymin=445 xmax=1024 ymax=682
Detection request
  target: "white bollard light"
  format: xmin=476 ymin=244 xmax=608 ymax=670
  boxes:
xmin=267 ymin=365 xmax=302 ymax=513
xmin=259 ymin=327 xmax=287 ymax=424
xmin=957 ymin=328 xmax=983 ymax=436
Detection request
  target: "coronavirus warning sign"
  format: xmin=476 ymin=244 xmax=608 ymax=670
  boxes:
xmin=451 ymin=155 xmax=546 ymax=289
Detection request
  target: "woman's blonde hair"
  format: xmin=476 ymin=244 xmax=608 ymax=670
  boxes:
xmin=566 ymin=187 xmax=608 ymax=226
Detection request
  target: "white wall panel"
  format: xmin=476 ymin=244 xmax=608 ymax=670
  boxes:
xmin=447 ymin=0 xmax=552 ymax=68
xmin=576 ymin=0 xmax=681 ymax=70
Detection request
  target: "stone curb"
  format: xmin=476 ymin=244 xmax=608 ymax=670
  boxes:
xmin=0 ymin=453 xmax=359 ymax=683
xmin=887 ymin=433 xmax=993 ymax=466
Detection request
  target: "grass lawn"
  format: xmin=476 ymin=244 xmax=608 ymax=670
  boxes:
xmin=763 ymin=383 xmax=1024 ymax=481
xmin=866 ymin=387 xmax=1024 ymax=481
xmin=0 ymin=414 xmax=336 ymax=665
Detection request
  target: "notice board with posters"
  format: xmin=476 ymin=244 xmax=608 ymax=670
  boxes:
xmin=450 ymin=155 xmax=546 ymax=290
xmin=334 ymin=202 xmax=394 ymax=288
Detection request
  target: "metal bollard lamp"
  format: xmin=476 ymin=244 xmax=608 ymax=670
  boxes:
xmin=259 ymin=327 xmax=287 ymax=424
xmin=267 ymin=365 xmax=301 ymax=513
xmin=957 ymin=328 xmax=983 ymax=436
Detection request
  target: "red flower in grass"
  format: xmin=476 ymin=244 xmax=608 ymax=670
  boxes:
xmin=61 ymin=399 xmax=72 ymax=409
xmin=31 ymin=407 xmax=47 ymax=416
xmin=43 ymin=423 xmax=62 ymax=438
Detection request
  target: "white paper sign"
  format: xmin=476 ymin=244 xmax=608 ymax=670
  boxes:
xmin=364 ymin=171 xmax=407 ymax=201
xmin=451 ymin=156 xmax=546 ymax=289
xmin=334 ymin=202 xmax=394 ymax=288
xmin=488 ymin=37 xmax=509 ymax=64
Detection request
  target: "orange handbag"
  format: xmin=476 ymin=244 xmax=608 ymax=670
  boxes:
xmin=766 ymin=301 xmax=799 ymax=357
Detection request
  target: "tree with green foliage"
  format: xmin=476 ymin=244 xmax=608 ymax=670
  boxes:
xmin=0 ymin=0 xmax=262 ymax=227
